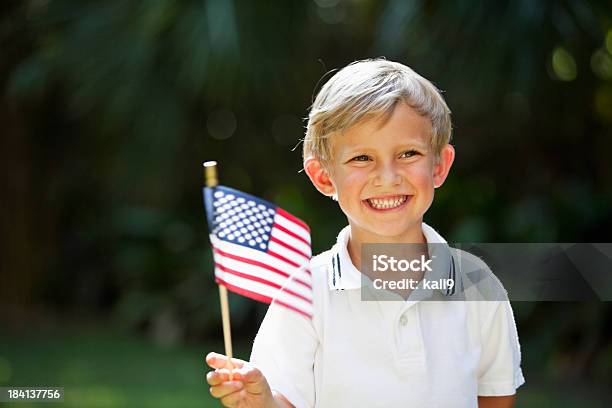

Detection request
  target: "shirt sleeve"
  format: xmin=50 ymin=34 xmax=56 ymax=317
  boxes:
xmin=477 ymin=301 xmax=525 ymax=396
xmin=250 ymin=301 xmax=318 ymax=408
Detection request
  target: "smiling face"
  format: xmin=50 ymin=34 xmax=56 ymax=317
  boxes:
xmin=305 ymin=102 xmax=455 ymax=245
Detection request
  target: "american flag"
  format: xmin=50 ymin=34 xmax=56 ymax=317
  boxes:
xmin=203 ymin=185 xmax=313 ymax=318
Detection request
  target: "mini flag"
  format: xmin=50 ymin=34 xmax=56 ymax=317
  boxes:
xmin=204 ymin=185 xmax=313 ymax=318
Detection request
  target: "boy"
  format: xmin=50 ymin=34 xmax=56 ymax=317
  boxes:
xmin=206 ymin=59 xmax=524 ymax=407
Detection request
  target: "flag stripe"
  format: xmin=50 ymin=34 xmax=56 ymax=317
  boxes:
xmin=275 ymin=212 xmax=310 ymax=243
xmin=216 ymin=274 xmax=313 ymax=316
xmin=268 ymin=248 xmax=301 ymax=268
xmin=271 ymin=226 xmax=311 ymax=256
xmin=270 ymin=236 xmax=310 ymax=261
xmin=212 ymin=236 xmax=304 ymax=273
xmin=274 ymin=223 xmax=310 ymax=246
xmin=276 ymin=208 xmax=310 ymax=232
xmin=213 ymin=246 xmax=312 ymax=290
xmin=215 ymin=276 xmax=272 ymax=304
xmin=214 ymin=255 xmax=312 ymax=299
xmin=214 ymin=246 xmax=289 ymax=279
xmin=214 ymin=262 xmax=312 ymax=303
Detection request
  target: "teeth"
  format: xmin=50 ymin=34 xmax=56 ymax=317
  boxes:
xmin=367 ymin=195 xmax=407 ymax=209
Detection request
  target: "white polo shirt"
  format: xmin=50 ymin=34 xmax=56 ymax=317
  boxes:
xmin=250 ymin=223 xmax=525 ymax=408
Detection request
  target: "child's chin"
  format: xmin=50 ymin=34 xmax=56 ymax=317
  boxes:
xmin=369 ymin=221 xmax=419 ymax=238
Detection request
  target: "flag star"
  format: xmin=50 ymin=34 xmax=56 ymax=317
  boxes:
xmin=214 ymin=191 xmax=224 ymax=198
xmin=259 ymin=243 xmax=266 ymax=249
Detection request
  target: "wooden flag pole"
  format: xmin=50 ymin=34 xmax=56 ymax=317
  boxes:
xmin=203 ymin=161 xmax=235 ymax=378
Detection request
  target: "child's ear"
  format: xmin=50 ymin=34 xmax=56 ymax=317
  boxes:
xmin=304 ymin=157 xmax=337 ymax=197
xmin=433 ymin=144 xmax=455 ymax=188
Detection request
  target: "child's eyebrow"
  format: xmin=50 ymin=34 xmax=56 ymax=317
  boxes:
xmin=343 ymin=142 xmax=429 ymax=154
xmin=395 ymin=141 xmax=429 ymax=150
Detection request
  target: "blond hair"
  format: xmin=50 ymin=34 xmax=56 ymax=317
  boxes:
xmin=303 ymin=59 xmax=452 ymax=165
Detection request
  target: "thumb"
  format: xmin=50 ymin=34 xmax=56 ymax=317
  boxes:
xmin=205 ymin=352 xmax=246 ymax=370
xmin=238 ymin=366 xmax=271 ymax=394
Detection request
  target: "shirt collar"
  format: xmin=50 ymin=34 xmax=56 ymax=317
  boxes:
xmin=327 ymin=223 xmax=457 ymax=296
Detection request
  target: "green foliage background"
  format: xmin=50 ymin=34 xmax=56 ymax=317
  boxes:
xmin=1 ymin=0 xmax=611 ymax=406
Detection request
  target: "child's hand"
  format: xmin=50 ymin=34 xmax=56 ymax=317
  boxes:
xmin=205 ymin=352 xmax=276 ymax=408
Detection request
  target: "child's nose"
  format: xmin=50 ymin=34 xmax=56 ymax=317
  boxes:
xmin=373 ymin=162 xmax=402 ymax=186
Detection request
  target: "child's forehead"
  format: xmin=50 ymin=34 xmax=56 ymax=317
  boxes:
xmin=331 ymin=105 xmax=434 ymax=151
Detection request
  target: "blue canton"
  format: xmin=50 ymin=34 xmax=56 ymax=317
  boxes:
xmin=207 ymin=186 xmax=276 ymax=252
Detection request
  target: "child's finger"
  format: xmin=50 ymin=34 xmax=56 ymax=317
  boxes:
xmin=205 ymin=352 xmax=245 ymax=370
xmin=237 ymin=365 xmax=264 ymax=385
xmin=207 ymin=369 xmax=244 ymax=386
xmin=209 ymin=381 xmax=243 ymax=399
xmin=220 ymin=388 xmax=247 ymax=407
xmin=235 ymin=366 xmax=269 ymax=394
xmin=206 ymin=371 xmax=224 ymax=386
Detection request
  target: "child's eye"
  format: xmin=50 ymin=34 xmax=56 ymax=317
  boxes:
xmin=400 ymin=150 xmax=420 ymax=158
xmin=351 ymin=155 xmax=371 ymax=162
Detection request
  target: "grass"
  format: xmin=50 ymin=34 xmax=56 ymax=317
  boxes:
xmin=1 ymin=325 xmax=610 ymax=407
xmin=0 ymin=325 xmax=248 ymax=408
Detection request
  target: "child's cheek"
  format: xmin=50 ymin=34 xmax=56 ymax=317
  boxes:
xmin=405 ymin=164 xmax=435 ymax=189
xmin=340 ymin=168 xmax=368 ymax=190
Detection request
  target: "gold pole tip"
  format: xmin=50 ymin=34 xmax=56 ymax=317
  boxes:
xmin=203 ymin=161 xmax=219 ymax=187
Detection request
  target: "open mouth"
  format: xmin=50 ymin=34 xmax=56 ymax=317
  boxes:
xmin=365 ymin=195 xmax=410 ymax=210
